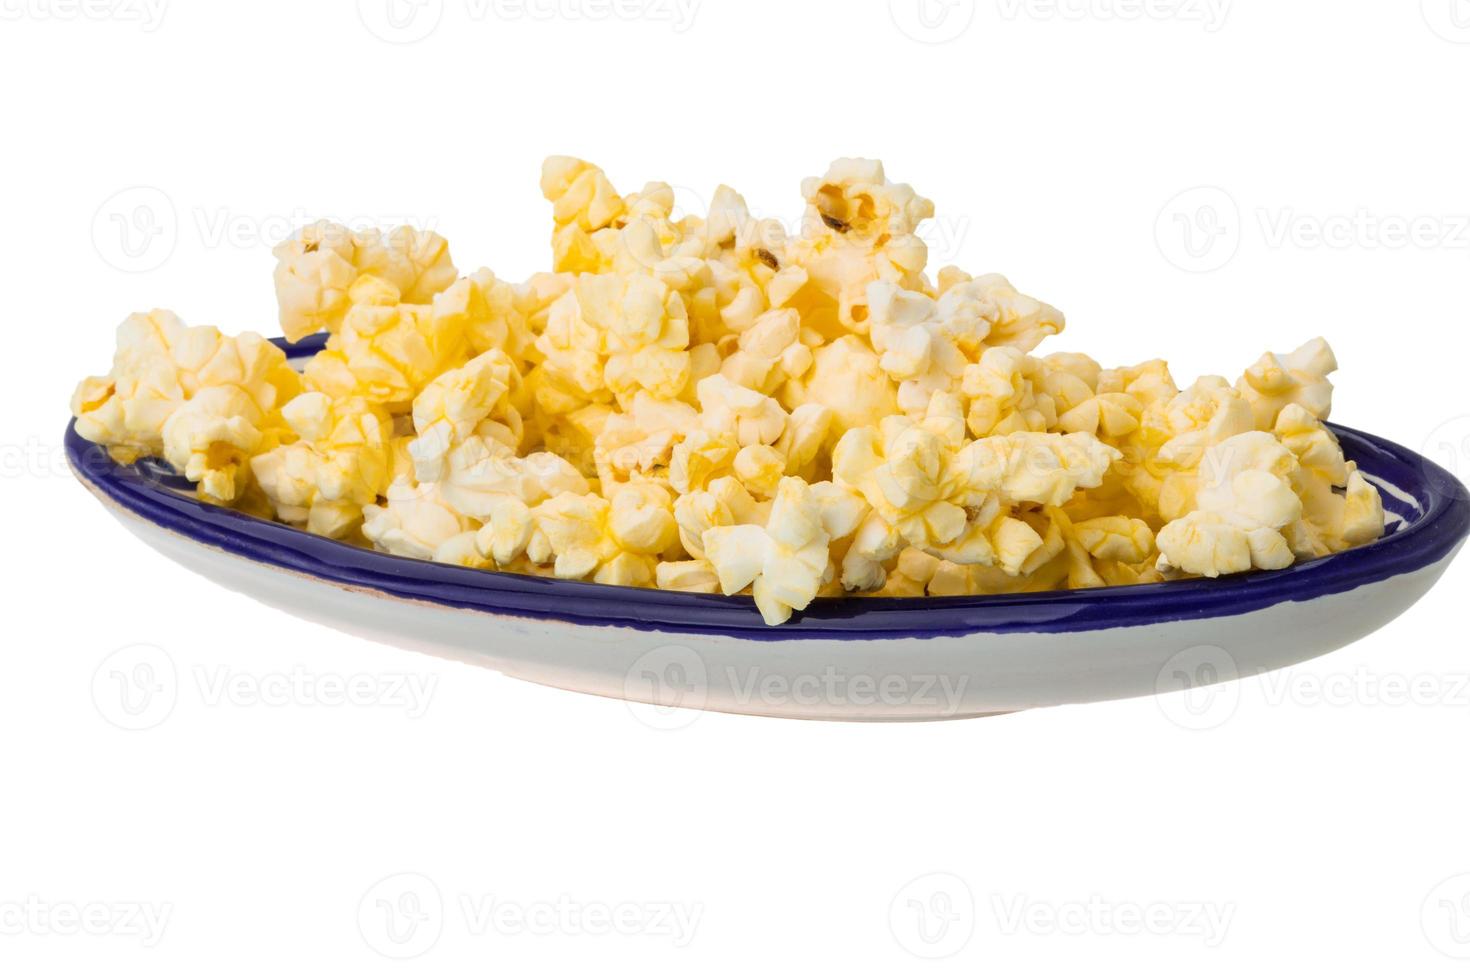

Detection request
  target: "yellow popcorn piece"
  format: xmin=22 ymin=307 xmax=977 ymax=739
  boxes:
xmin=161 ymin=387 xmax=268 ymax=504
xmin=472 ymin=497 xmax=535 ymax=568
xmin=1151 ymin=377 xmax=1256 ymax=469
xmin=593 ymin=393 xmax=699 ymax=488
xmin=441 ymin=439 xmax=588 ymax=522
xmin=672 ymin=475 xmax=765 ymax=559
xmin=408 ymin=349 xmax=523 ymax=482
xmin=697 ymin=375 xmax=787 ymax=447
xmin=833 ymin=417 xmax=973 ymax=555
xmin=833 ymin=405 xmax=1118 ymax=589
xmin=534 ymin=271 xmax=691 ymax=429
xmin=1156 ymin=431 xmax=1305 ymax=577
xmin=655 ymin=559 xmax=722 ymax=593
xmin=784 ymin=335 xmax=899 ymax=438
xmin=1236 ymin=337 xmax=1337 ymax=429
xmin=669 ymin=428 xmax=740 ymax=496
xmin=1272 ymin=404 xmax=1385 ymax=557
xmin=362 ymin=478 xmax=475 ymax=561
xmin=702 ymin=477 xmax=836 ymax=626
xmin=1157 ymin=511 xmax=1295 ymax=578
xmin=541 ymin=156 xmax=628 ymax=273
xmin=733 ymin=444 xmax=786 ymax=499
xmin=273 ymin=222 xmax=457 ymax=341
xmin=802 ymin=158 xmax=934 ymax=241
xmin=531 ymin=483 xmax=677 ymax=585
xmin=73 ymin=310 xmax=301 ymax=500
xmin=939 ymin=271 xmax=1065 ymax=354
xmin=1048 ymin=509 xmax=1158 ymax=591
xmin=961 ymin=347 xmax=1057 ymax=438
xmin=71 ymin=155 xmax=1391 ymax=625
xmin=776 ymin=403 xmax=834 ymax=480
xmin=865 ymin=281 xmax=969 ymax=415
xmin=784 ymin=158 xmax=933 ymax=337
xmin=303 ymin=276 xmax=467 ymax=412
xmin=1071 ymin=515 xmax=1156 ymax=564
xmin=435 ymin=530 xmax=494 ymax=569
xmin=1043 ymin=353 xmax=1144 ymax=439
xmin=432 ymin=268 xmax=535 ymax=367
xmin=251 ymin=393 xmax=394 ymax=538
xmin=956 ymin=430 xmax=1122 ymax=509
xmin=719 ymin=308 xmax=811 ymax=395
xmin=864 ymin=273 xmax=1068 ymax=420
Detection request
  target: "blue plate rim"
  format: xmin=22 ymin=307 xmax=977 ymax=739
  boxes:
xmin=65 ymin=336 xmax=1470 ymax=640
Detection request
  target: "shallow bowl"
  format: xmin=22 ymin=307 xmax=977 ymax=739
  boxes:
xmin=66 ymin=338 xmax=1470 ymax=720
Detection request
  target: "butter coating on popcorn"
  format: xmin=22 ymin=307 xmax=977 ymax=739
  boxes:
xmin=71 ymin=158 xmax=1389 ymax=625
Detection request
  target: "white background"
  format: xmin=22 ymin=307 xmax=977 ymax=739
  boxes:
xmin=3 ymin=0 xmax=1470 ymax=975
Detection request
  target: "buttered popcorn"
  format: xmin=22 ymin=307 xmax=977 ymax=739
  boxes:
xmin=71 ymin=157 xmax=1389 ymax=625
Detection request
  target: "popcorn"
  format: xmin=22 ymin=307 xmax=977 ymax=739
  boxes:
xmin=784 ymin=335 xmax=899 ymax=438
xmin=541 ymin=156 xmax=627 ymax=273
xmin=593 ymin=392 xmax=698 ymax=488
xmin=832 ymin=403 xmax=1119 ymax=591
xmin=362 ymin=479 xmax=474 ymax=561
xmin=655 ymin=559 xmax=722 ymax=593
xmin=1156 ymin=431 xmax=1304 ymax=576
xmin=669 ymin=429 xmax=740 ymax=495
xmin=786 ymin=159 xmax=934 ymax=336
xmin=961 ymin=347 xmax=1057 ymax=437
xmin=530 ymin=483 xmax=677 ymax=585
xmin=533 ymin=271 xmax=691 ymax=434
xmin=865 ymin=281 xmax=969 ymax=414
xmin=718 ymin=308 xmax=811 ymax=395
xmin=1236 ymin=337 xmax=1336 ymax=429
xmin=407 ymin=349 xmax=523 ymax=482
xmin=939 ymin=271 xmax=1065 ymax=355
xmin=1043 ymin=353 xmax=1144 ymax=439
xmin=249 ymin=394 xmax=393 ymax=536
xmin=697 ymin=375 xmax=787 ymax=447
xmin=157 ymin=387 xmax=266 ymax=503
xmin=302 ymin=276 xmax=467 ymax=411
xmin=672 ymin=475 xmax=765 ymax=558
xmin=432 ymin=268 xmax=535 ymax=367
xmin=965 ymin=430 xmax=1122 ymax=508
xmin=1273 ymin=404 xmax=1385 ymax=557
xmin=72 ymin=158 xmax=1389 ymax=626
xmin=72 ymin=311 xmax=301 ymax=484
xmin=441 ymin=439 xmax=587 ymax=522
xmin=272 ymin=222 xmax=457 ymax=341
xmin=702 ymin=477 xmax=837 ymax=625
xmin=1071 ymin=515 xmax=1156 ymax=564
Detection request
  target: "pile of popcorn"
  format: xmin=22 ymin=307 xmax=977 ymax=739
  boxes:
xmin=71 ymin=157 xmax=1387 ymax=625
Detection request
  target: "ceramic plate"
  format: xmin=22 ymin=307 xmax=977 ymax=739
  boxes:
xmin=67 ymin=338 xmax=1470 ymax=720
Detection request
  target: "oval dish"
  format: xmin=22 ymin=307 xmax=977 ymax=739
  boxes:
xmin=67 ymin=337 xmax=1470 ymax=720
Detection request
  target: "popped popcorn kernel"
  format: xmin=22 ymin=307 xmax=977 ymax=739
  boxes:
xmin=73 ymin=310 xmax=302 ymax=494
xmin=272 ymin=222 xmax=456 ymax=341
xmin=1236 ymin=337 xmax=1337 ymax=429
